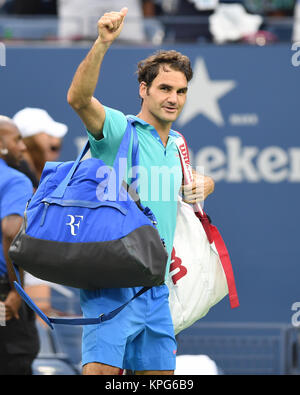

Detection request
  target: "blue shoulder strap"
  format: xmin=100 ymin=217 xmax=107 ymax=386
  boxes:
xmin=127 ymin=117 xmax=139 ymax=192
xmin=127 ymin=116 xmax=139 ymax=170
xmin=13 ymin=264 xmax=150 ymax=329
xmin=107 ymin=118 xmax=139 ymax=200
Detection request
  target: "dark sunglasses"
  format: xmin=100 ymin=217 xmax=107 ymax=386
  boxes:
xmin=50 ymin=146 xmax=61 ymax=152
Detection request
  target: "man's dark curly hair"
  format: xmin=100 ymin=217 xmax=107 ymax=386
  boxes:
xmin=136 ymin=50 xmax=193 ymax=87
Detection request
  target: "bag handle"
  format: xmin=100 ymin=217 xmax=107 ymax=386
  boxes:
xmin=50 ymin=140 xmax=90 ymax=199
xmin=51 ymin=120 xmax=135 ymax=200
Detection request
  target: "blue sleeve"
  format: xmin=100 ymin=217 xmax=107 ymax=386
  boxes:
xmin=0 ymin=175 xmax=33 ymax=220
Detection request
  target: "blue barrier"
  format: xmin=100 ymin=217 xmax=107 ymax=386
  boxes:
xmin=33 ymin=321 xmax=80 ymax=375
xmin=177 ymin=322 xmax=300 ymax=375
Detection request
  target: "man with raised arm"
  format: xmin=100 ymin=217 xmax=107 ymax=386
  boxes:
xmin=68 ymin=7 xmax=214 ymax=375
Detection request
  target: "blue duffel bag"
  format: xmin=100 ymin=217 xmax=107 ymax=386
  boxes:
xmin=9 ymin=119 xmax=168 ymax=290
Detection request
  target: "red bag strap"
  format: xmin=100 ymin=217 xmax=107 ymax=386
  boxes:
xmin=175 ymin=132 xmax=239 ymax=309
xmin=210 ymin=225 xmax=239 ymax=308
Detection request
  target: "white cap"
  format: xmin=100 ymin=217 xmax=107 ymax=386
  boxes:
xmin=13 ymin=108 xmax=68 ymax=138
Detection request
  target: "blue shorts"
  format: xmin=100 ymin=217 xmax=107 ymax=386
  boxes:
xmin=80 ymin=285 xmax=176 ymax=371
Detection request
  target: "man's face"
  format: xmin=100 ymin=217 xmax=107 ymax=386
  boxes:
xmin=140 ymin=65 xmax=188 ymax=125
xmin=31 ymin=133 xmax=62 ymax=162
xmin=0 ymin=125 xmax=27 ymax=167
xmin=47 ymin=136 xmax=62 ymax=162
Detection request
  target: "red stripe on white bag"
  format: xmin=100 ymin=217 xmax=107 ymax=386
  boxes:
xmin=175 ymin=132 xmax=239 ymax=309
xmin=177 ymin=142 xmax=193 ymax=185
xmin=170 ymin=247 xmax=188 ymax=285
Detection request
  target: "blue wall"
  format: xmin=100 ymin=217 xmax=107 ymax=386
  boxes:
xmin=1 ymin=44 xmax=299 ymax=324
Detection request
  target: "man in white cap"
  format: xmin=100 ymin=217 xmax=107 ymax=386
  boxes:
xmin=0 ymin=115 xmax=40 ymax=374
xmin=12 ymin=108 xmax=68 ymax=322
xmin=13 ymin=108 xmax=68 ymax=181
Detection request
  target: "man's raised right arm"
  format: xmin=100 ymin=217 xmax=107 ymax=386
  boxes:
xmin=67 ymin=8 xmax=128 ymax=139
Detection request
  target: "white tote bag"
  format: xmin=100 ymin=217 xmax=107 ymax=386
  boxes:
xmin=167 ymin=135 xmax=239 ymax=335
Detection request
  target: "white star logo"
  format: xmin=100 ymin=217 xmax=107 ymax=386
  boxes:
xmin=177 ymin=57 xmax=236 ymax=127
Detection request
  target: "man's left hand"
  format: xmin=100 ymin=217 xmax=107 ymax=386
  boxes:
xmin=182 ymin=170 xmax=215 ymax=204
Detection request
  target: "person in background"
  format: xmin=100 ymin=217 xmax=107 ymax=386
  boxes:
xmin=0 ymin=115 xmax=40 ymax=375
xmin=153 ymin=0 xmax=215 ymax=42
xmin=1 ymin=0 xmax=57 ymax=14
xmin=13 ymin=107 xmax=68 ymax=183
xmin=0 ymin=0 xmax=13 ymax=14
xmin=58 ymin=0 xmax=146 ymax=42
xmin=293 ymin=0 xmax=300 ymax=42
xmin=13 ymin=107 xmax=68 ymax=322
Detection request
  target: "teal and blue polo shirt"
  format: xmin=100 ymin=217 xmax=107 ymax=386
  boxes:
xmin=87 ymin=106 xmax=182 ymax=277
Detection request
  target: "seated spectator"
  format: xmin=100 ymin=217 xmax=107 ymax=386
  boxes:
xmin=57 ymin=0 xmax=146 ymax=42
xmin=141 ymin=0 xmax=166 ymax=44
xmin=4 ymin=0 xmax=57 ymax=15
xmin=156 ymin=0 xmax=217 ymax=42
xmin=243 ymin=0 xmax=295 ymax=16
xmin=13 ymin=107 xmax=67 ymax=181
xmin=0 ymin=0 xmax=14 ymax=14
xmin=293 ymin=0 xmax=300 ymax=41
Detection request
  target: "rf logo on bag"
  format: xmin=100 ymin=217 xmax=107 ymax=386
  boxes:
xmin=66 ymin=215 xmax=84 ymax=236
